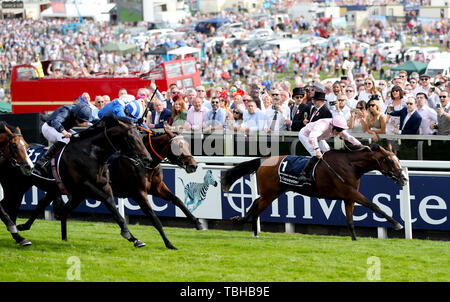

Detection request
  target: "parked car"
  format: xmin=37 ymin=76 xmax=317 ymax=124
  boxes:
xmin=425 ymin=54 xmax=450 ymax=80
xmin=247 ymin=28 xmax=274 ymax=40
xmin=261 ymin=38 xmax=303 ymax=57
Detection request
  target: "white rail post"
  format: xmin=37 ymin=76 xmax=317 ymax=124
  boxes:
xmin=400 ymin=167 xmax=413 ymax=239
xmin=117 ymin=198 xmax=125 ymax=220
xmin=250 ymin=173 xmax=260 ymax=234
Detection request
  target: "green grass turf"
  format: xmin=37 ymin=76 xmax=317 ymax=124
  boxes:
xmin=0 ymin=219 xmax=448 ymax=282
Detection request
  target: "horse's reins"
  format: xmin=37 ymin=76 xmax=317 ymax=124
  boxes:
xmin=103 ymin=126 xmax=119 ymax=152
xmin=137 ymin=125 xmax=165 ymax=161
xmin=320 ymin=157 xmax=345 ymax=183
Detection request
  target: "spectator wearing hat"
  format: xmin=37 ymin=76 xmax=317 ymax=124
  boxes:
xmin=415 ymin=92 xmax=438 ymax=135
xmin=304 ymin=90 xmax=332 ymax=126
xmin=414 ymin=73 xmax=439 ymax=108
xmin=291 ymin=87 xmax=309 ymax=131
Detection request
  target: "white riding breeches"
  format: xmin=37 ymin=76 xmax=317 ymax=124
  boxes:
xmin=298 ymin=127 xmax=330 ymax=156
xmin=42 ymin=122 xmax=71 ymax=144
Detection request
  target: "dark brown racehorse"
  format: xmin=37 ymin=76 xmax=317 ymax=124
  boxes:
xmin=107 ymin=127 xmax=201 ymax=249
xmin=222 ymin=144 xmax=407 ymax=240
xmin=4 ymin=115 xmax=153 ymax=247
xmin=0 ymin=122 xmax=34 ymax=245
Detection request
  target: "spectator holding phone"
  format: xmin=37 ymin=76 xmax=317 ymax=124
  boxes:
xmin=348 ymin=100 xmax=367 ymax=134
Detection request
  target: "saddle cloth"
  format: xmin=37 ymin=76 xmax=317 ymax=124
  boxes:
xmin=28 ymin=144 xmax=68 ymax=194
xmin=278 ymin=155 xmax=311 ymax=186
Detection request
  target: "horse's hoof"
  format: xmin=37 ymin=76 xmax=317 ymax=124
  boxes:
xmin=167 ymin=244 xmax=178 ymax=250
xmin=133 ymin=240 xmax=146 ymax=248
xmin=195 ymin=220 xmax=206 ymax=231
xmin=18 ymin=238 xmax=32 ymax=246
xmin=393 ymin=223 xmax=403 ymax=231
xmin=231 ymin=216 xmax=242 ymax=223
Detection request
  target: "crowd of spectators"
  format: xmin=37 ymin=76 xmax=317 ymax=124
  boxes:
xmin=0 ymin=10 xmax=449 ymax=144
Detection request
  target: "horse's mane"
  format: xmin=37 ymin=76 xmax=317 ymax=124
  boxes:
xmin=71 ymin=115 xmax=135 ymax=142
xmin=331 ymin=141 xmax=374 ymax=153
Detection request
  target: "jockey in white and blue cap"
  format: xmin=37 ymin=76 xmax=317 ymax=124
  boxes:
xmin=125 ymin=100 xmax=150 ymax=130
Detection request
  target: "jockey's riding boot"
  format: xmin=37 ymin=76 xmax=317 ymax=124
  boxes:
xmin=33 ymin=141 xmax=66 ymax=176
xmin=297 ymin=156 xmax=320 ymax=185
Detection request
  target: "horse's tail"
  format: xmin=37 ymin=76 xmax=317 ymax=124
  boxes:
xmin=222 ymin=158 xmax=263 ymax=193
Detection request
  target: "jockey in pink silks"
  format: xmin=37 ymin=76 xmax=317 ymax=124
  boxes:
xmin=297 ymin=115 xmax=363 ymax=184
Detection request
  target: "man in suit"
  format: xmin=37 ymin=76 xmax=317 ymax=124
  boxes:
xmin=291 ymin=87 xmax=310 ymax=131
xmin=149 ymin=99 xmax=172 ymax=129
xmin=388 ymin=96 xmax=422 ymax=134
xmin=304 ymin=90 xmax=332 ymax=126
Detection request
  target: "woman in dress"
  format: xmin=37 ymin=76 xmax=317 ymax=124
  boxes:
xmin=362 ymin=99 xmax=386 ymax=142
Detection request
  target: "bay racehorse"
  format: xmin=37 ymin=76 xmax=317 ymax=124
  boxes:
xmin=3 ymin=115 xmax=153 ymax=247
xmin=0 ymin=122 xmax=34 ymax=245
xmin=16 ymin=126 xmax=201 ymax=250
xmin=222 ymin=144 xmax=407 ymax=240
xmin=104 ymin=127 xmax=201 ymax=249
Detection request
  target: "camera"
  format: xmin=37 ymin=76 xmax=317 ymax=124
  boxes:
xmin=436 ymin=103 xmax=441 ymax=109
xmin=388 ymin=105 xmax=395 ymax=113
xmin=272 ymin=105 xmax=277 ymax=110
xmin=369 ymin=94 xmax=380 ymax=101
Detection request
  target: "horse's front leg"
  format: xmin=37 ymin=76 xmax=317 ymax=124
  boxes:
xmin=132 ymin=190 xmax=177 ymax=250
xmin=84 ymin=181 xmax=145 ymax=248
xmin=343 ymin=200 xmax=357 ymax=241
xmin=150 ymin=181 xmax=204 ymax=231
xmin=348 ymin=190 xmax=403 ymax=231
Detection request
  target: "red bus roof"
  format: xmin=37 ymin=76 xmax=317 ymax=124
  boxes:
xmin=11 ymin=58 xmax=201 ymax=114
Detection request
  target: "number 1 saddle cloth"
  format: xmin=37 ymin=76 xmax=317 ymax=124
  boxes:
xmin=278 ymin=155 xmax=312 ymax=187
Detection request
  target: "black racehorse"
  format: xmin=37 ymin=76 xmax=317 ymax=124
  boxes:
xmin=2 ymin=115 xmax=153 ymax=247
xmin=0 ymin=122 xmax=34 ymax=246
xmin=222 ymin=144 xmax=408 ymax=240
xmin=18 ymin=126 xmax=202 ymax=249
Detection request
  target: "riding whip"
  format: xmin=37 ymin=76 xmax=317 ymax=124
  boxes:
xmin=140 ymin=86 xmax=158 ymax=124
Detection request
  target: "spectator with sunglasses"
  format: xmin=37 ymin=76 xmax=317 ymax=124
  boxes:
xmin=361 ymin=98 xmax=386 ymax=142
xmin=436 ymin=92 xmax=450 ymax=135
xmin=414 ymin=74 xmax=440 ymax=109
xmin=348 ymin=101 xmax=368 ymax=134
xmin=344 ymin=86 xmax=358 ymax=109
xmin=227 ymin=108 xmax=244 ymax=132
xmin=385 ymin=85 xmax=406 ymax=134
xmin=291 ymin=87 xmax=309 ymax=131
xmin=388 ymin=96 xmax=422 ymax=135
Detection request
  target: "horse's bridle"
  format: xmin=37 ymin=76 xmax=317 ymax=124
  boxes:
xmin=1 ymin=133 xmax=26 ymax=168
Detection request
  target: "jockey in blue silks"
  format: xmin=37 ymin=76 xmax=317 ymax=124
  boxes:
xmin=98 ymin=94 xmax=135 ymax=119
